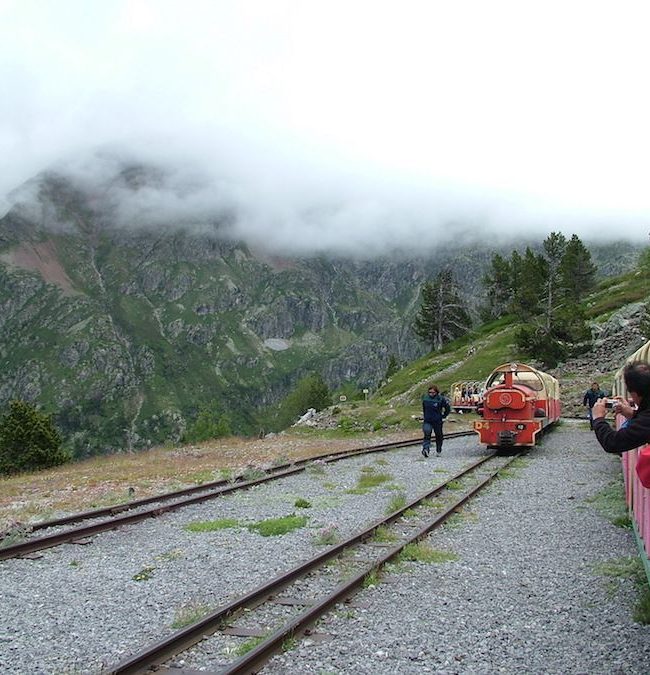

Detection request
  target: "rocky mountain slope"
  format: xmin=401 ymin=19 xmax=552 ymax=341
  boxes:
xmin=0 ymin=164 xmax=643 ymax=456
xmin=0 ymin=166 xmax=493 ymax=455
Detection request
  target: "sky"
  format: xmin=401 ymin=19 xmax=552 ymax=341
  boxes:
xmin=1 ymin=0 xmax=649 ymax=255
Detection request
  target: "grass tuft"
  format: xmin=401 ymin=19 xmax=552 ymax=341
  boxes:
xmin=132 ymin=565 xmax=156 ymax=581
xmin=247 ymin=514 xmax=308 ymax=537
xmin=171 ymin=600 xmax=212 ymax=628
xmin=372 ymin=525 xmax=398 ymax=543
xmin=399 ymin=542 xmax=459 ymax=564
xmin=586 ymin=479 xmax=631 ymax=528
xmin=385 ymin=492 xmax=408 ymax=514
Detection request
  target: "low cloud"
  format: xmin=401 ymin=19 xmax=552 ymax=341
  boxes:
xmin=2 ymin=1 xmax=649 ymax=255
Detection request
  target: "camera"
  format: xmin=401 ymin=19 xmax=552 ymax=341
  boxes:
xmin=605 ymin=401 xmax=616 ymax=409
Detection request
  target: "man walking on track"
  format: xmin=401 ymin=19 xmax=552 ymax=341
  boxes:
xmin=421 ymin=384 xmax=451 ymax=457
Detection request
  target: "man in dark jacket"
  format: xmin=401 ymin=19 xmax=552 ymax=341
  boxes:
xmin=583 ymin=381 xmax=606 ymax=429
xmin=421 ymin=384 xmax=451 ymax=457
xmin=592 ymin=363 xmax=650 ymax=454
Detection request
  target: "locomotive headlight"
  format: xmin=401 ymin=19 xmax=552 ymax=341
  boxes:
xmin=515 ymin=423 xmax=525 ymax=430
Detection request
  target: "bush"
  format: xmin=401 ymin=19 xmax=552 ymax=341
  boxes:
xmin=184 ymin=402 xmax=231 ymax=443
xmin=0 ymin=400 xmax=69 ymax=475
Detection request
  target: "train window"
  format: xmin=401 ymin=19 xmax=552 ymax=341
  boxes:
xmin=486 ymin=371 xmax=543 ymax=391
xmin=513 ymin=373 xmax=543 ymax=391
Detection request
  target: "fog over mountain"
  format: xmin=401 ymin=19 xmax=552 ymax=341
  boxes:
xmin=2 ymin=1 xmax=650 ymax=255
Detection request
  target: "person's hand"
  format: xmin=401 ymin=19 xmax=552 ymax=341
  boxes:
xmin=592 ymin=398 xmax=607 ymax=420
xmin=613 ymin=396 xmax=635 ymax=419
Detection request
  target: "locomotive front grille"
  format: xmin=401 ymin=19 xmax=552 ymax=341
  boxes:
xmin=497 ymin=430 xmax=516 ymax=446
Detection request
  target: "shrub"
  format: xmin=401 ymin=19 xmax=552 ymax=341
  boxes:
xmin=0 ymin=400 xmax=69 ymax=475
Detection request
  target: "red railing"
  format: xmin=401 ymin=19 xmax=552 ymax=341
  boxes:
xmin=611 ymin=341 xmax=650 ymax=579
xmin=622 ymin=446 xmax=650 ymax=558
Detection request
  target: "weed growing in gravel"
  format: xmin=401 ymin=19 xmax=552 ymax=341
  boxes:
xmin=155 ymin=548 xmax=184 ymax=561
xmin=375 ymin=458 xmax=389 ymax=466
xmin=241 ymin=465 xmax=266 ymax=481
xmin=247 ymin=514 xmax=308 ymax=537
xmin=171 ymin=600 xmax=212 ymax=628
xmin=424 ymin=498 xmax=444 ymax=511
xmin=234 ymin=635 xmax=267 ymax=656
xmin=509 ymin=457 xmax=529 ymax=469
xmin=386 ymin=483 xmax=405 ymax=492
xmin=294 ymin=497 xmax=312 ymax=508
xmin=281 ymin=635 xmax=298 ymax=652
xmin=184 ymin=518 xmax=240 ymax=533
xmin=372 ymin=525 xmax=398 ymax=543
xmin=271 ymin=455 xmax=291 ymax=468
xmin=219 ymin=468 xmax=235 ymax=482
xmin=398 ymin=542 xmax=459 ymax=564
xmin=444 ymin=511 xmax=478 ymax=530
xmin=69 ymin=559 xmax=80 ymax=567
xmin=362 ymin=569 xmax=380 ymax=587
xmin=402 ymin=508 xmax=419 ymax=519
xmin=0 ymin=523 xmax=30 ymax=549
xmin=385 ymin=492 xmax=408 ymax=514
xmin=322 ymin=481 xmax=337 ymax=490
xmin=312 ymin=524 xmax=340 ymax=545
xmin=586 ymin=479 xmax=631 ymax=528
xmin=446 ymin=480 xmax=463 ymax=490
xmin=593 ymin=556 xmax=650 ymax=622
xmin=635 ymin=587 xmax=650 ymax=624
xmin=432 ymin=468 xmax=448 ymax=474
xmin=190 ymin=470 xmax=215 ymax=485
xmin=346 ymin=466 xmax=393 ymax=494
xmin=132 ymin=566 xmax=155 ymax=581
xmin=497 ymin=468 xmax=518 ymax=479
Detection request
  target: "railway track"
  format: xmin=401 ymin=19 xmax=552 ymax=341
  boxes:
xmin=0 ymin=431 xmax=475 ymax=561
xmin=107 ymin=450 xmax=519 ymax=674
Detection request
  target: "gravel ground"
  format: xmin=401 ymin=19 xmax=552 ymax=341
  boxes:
xmin=1 ymin=421 xmax=649 ymax=674
xmin=267 ymin=421 xmax=650 ymax=675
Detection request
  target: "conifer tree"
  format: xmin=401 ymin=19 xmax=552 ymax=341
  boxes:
xmin=542 ymin=231 xmax=567 ymax=330
xmin=559 ymin=234 xmax=596 ymax=302
xmin=483 ymin=253 xmax=513 ymax=319
xmin=0 ymin=400 xmax=68 ymax=475
xmin=414 ymin=269 xmax=471 ymax=351
xmin=511 ymin=247 xmax=548 ymax=319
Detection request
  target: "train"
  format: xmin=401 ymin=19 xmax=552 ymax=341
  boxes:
xmin=473 ymin=362 xmax=561 ymax=448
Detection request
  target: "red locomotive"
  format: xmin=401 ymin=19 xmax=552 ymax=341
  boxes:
xmin=474 ymin=362 xmax=561 ymax=448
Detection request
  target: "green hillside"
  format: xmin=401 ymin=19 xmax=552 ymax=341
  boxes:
xmin=301 ymin=249 xmax=650 ymax=435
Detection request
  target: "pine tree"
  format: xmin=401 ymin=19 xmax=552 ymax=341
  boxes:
xmin=559 ymin=234 xmax=596 ymax=302
xmin=542 ymin=232 xmax=567 ymax=330
xmin=414 ymin=269 xmax=471 ymax=351
xmin=0 ymin=400 xmax=69 ymax=475
xmin=511 ymin=247 xmax=548 ymax=319
xmin=483 ymin=253 xmax=513 ymax=319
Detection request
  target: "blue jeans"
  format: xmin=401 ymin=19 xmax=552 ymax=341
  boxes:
xmin=423 ymin=421 xmax=444 ymax=452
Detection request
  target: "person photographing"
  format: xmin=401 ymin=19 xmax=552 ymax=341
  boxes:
xmin=592 ymin=362 xmax=650 ymax=454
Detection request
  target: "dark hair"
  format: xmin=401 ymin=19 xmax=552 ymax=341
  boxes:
xmin=428 ymin=384 xmax=439 ymax=394
xmin=623 ymin=362 xmax=650 ymax=410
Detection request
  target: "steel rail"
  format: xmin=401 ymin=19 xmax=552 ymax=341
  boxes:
xmin=107 ymin=451 xmax=510 ymax=675
xmin=0 ymin=431 xmax=475 ymax=561
xmin=221 ymin=454 xmax=519 ymax=675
